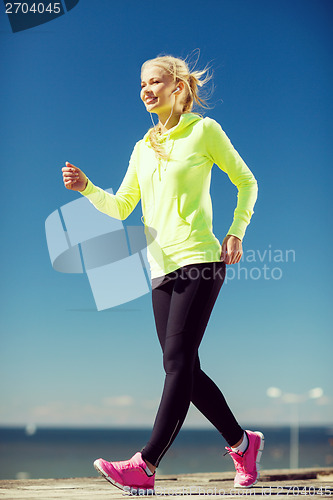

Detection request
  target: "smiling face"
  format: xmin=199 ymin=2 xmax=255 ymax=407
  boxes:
xmin=140 ymin=64 xmax=178 ymax=116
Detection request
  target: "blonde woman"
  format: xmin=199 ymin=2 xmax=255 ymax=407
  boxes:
xmin=62 ymin=55 xmax=263 ymax=493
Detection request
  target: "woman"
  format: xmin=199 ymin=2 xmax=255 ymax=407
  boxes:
xmin=62 ymin=55 xmax=263 ymax=493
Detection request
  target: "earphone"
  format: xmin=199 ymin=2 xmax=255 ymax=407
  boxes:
xmin=172 ymin=87 xmax=180 ymax=94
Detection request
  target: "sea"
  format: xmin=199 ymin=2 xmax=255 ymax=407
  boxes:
xmin=0 ymin=426 xmax=332 ymax=480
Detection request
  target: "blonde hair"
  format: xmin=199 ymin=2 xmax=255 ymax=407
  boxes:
xmin=141 ymin=54 xmax=213 ymax=160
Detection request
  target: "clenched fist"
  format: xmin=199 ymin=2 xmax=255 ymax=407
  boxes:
xmin=62 ymin=162 xmax=88 ymax=192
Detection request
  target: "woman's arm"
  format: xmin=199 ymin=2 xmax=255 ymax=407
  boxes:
xmin=61 ymin=145 xmax=141 ymax=221
xmin=204 ymin=118 xmax=258 ymax=241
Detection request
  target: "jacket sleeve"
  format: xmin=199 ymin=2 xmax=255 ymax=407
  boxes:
xmin=203 ymin=118 xmax=258 ymax=240
xmin=80 ymin=143 xmax=141 ymax=220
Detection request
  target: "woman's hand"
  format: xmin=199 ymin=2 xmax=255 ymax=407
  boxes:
xmin=62 ymin=162 xmax=88 ymax=192
xmin=221 ymin=235 xmax=243 ymax=264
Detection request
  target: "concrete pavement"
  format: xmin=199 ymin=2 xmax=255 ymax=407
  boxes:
xmin=1 ymin=467 xmax=333 ymax=499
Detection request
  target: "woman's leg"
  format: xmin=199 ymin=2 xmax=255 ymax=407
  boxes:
xmin=141 ymin=261 xmax=242 ymax=467
xmin=191 ymin=357 xmax=243 ymax=445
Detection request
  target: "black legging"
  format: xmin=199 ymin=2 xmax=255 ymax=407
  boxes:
xmin=141 ymin=262 xmax=243 ymax=467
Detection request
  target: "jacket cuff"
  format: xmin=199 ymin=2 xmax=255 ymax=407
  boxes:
xmin=80 ymin=178 xmax=94 ymax=196
xmin=227 ymin=218 xmax=248 ymax=241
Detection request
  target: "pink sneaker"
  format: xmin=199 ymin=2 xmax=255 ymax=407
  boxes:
xmin=225 ymin=430 xmax=264 ymax=488
xmin=94 ymin=452 xmax=155 ymax=495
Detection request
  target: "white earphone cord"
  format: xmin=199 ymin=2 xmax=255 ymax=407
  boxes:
xmin=149 ymin=87 xmax=178 ymax=133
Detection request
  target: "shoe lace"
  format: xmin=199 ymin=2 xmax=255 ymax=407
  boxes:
xmin=223 ymin=448 xmax=245 ymax=473
xmin=223 ymin=448 xmax=244 ymax=458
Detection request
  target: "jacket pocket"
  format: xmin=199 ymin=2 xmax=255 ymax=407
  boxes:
xmin=144 ymin=197 xmax=192 ymax=249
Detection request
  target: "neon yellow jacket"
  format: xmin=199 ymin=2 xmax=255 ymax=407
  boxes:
xmin=80 ymin=113 xmax=258 ymax=279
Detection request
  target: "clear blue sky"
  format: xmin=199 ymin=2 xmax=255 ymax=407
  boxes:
xmin=0 ymin=0 xmax=332 ymax=429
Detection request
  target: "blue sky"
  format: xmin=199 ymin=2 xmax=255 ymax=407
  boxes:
xmin=0 ymin=0 xmax=332 ymax=430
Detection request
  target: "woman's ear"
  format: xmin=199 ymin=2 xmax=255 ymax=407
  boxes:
xmin=176 ymin=81 xmax=186 ymax=94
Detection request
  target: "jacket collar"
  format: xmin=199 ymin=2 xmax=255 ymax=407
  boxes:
xmin=143 ymin=112 xmax=202 ymax=146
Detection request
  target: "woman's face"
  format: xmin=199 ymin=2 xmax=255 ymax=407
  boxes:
xmin=140 ymin=64 xmax=177 ymax=115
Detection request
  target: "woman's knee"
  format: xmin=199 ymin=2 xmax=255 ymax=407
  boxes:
xmin=163 ymin=348 xmax=196 ymax=375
